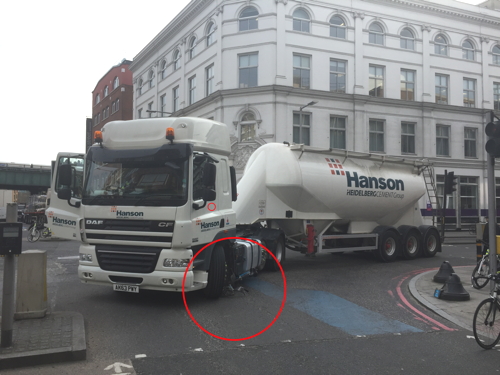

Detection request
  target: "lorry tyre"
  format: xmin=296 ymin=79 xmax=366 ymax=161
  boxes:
xmin=203 ymin=244 xmax=225 ymax=299
xmin=378 ymin=229 xmax=400 ymax=262
xmin=264 ymin=236 xmax=285 ymax=272
xmin=399 ymin=226 xmax=421 ymax=260
xmin=420 ymin=226 xmax=441 ymax=257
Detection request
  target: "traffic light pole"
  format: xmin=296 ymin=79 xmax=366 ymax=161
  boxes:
xmin=441 ymin=170 xmax=448 ymax=241
xmin=487 ymin=151 xmax=497 ymax=293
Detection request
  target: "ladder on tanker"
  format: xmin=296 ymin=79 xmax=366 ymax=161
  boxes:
xmin=421 ymin=165 xmax=441 ymax=227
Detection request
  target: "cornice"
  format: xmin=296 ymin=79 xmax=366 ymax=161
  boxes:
xmin=130 ymin=0 xmax=214 ymax=71
xmin=365 ymin=0 xmax=500 ymax=26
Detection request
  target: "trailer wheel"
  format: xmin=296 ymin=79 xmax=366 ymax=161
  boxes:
xmin=421 ymin=227 xmax=441 ymax=257
xmin=203 ymin=244 xmax=225 ymax=299
xmin=264 ymin=237 xmax=286 ymax=272
xmin=400 ymin=227 xmax=421 ymax=260
xmin=378 ymin=229 xmax=399 ymax=262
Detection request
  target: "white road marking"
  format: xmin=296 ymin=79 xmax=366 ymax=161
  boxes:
xmin=57 ymin=255 xmax=79 ymax=260
xmin=104 ymin=361 xmax=133 ymax=374
xmin=135 ymin=354 xmax=147 ymax=359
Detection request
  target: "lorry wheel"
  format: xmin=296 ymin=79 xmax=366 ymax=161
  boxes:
xmin=203 ymin=244 xmax=225 ymax=299
xmin=264 ymin=237 xmax=285 ymax=272
xmin=400 ymin=227 xmax=421 ymax=260
xmin=421 ymin=227 xmax=441 ymax=257
xmin=378 ymin=229 xmax=399 ymax=262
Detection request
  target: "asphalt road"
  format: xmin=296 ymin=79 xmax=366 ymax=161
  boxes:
xmin=2 ymin=231 xmax=499 ymax=375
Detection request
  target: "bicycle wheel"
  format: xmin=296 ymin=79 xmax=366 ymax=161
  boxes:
xmin=472 ymin=260 xmax=490 ymax=289
xmin=27 ymin=228 xmax=41 ymax=243
xmin=473 ymin=298 xmax=500 ymax=349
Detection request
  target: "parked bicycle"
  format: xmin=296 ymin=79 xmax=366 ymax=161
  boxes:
xmin=26 ymin=222 xmax=52 ymax=243
xmin=471 ymin=239 xmax=500 ymax=290
xmin=473 ymin=273 xmax=500 ymax=349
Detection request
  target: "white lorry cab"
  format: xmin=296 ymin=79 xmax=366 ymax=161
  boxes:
xmin=48 ymin=117 xmax=440 ymax=297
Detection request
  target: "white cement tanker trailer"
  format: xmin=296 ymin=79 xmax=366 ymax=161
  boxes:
xmin=234 ymin=143 xmax=441 ymax=263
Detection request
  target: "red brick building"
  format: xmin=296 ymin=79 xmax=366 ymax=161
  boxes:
xmin=91 ymin=59 xmax=133 ymax=134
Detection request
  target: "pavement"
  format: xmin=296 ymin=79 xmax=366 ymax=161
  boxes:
xmin=0 ymin=231 xmax=481 ymax=371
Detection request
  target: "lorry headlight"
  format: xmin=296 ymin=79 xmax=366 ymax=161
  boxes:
xmin=80 ymin=254 xmax=92 ymax=262
xmin=163 ymin=258 xmax=190 ymax=268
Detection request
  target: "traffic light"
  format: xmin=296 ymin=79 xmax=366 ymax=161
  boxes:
xmin=444 ymin=171 xmax=457 ymax=195
xmin=485 ymin=120 xmax=500 ymax=158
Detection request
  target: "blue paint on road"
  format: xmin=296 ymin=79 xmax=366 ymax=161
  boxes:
xmin=245 ymin=278 xmax=421 ymax=336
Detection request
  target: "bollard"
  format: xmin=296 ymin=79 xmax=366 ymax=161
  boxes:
xmin=15 ymin=250 xmax=47 ymax=320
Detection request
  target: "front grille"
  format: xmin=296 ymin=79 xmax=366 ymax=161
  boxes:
xmin=85 ymin=219 xmax=174 ymax=233
xmin=96 ymin=245 xmax=162 ymax=273
xmin=109 ymin=276 xmax=143 ymax=284
xmin=87 ymin=234 xmax=170 ymax=243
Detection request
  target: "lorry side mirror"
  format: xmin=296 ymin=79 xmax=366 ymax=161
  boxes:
xmin=202 ymin=163 xmax=216 ymax=188
xmin=58 ymin=164 xmax=73 ymax=186
xmin=230 ymin=166 xmax=237 ymax=202
xmin=203 ymin=188 xmax=216 ymax=202
xmin=57 ymin=188 xmax=71 ymax=200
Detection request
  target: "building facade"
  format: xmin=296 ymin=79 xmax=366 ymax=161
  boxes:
xmin=92 ymin=59 xmax=134 ymax=134
xmin=129 ymin=0 xmax=500 ymax=228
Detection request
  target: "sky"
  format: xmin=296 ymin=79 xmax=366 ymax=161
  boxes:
xmin=0 ymin=0 xmax=485 ymax=166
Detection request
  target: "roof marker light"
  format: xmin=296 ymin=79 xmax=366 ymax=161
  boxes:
xmin=166 ymin=127 xmax=175 ymax=143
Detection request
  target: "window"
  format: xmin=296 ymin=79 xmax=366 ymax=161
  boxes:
xmin=240 ymin=112 xmax=256 ymax=141
xmin=147 ymin=102 xmax=153 ymax=117
xmin=112 ymin=101 xmax=116 ymax=114
xmin=239 ymin=53 xmax=258 ymax=88
xmin=400 ymin=69 xmax=415 ymax=101
xmin=436 ymin=125 xmax=450 ymax=156
xmin=95 ymin=94 xmax=100 ymax=104
xmin=464 ymin=127 xmax=477 ymax=158
xmin=173 ymin=86 xmax=179 ymax=112
xmin=369 ymin=119 xmax=384 ymax=152
xmin=369 ymin=23 xmax=384 ymax=45
xmin=462 ymin=40 xmax=475 ymax=60
xmin=138 ymin=78 xmax=143 ymax=95
xmin=435 ymin=74 xmax=448 ymax=104
xmin=104 ymin=86 xmax=109 ymax=97
xmin=293 ymin=8 xmax=310 ymax=33
xmin=293 ymin=112 xmax=311 ymax=145
xmin=330 ymin=16 xmax=346 ymax=39
xmin=330 ymin=117 xmax=346 ymax=149
xmin=188 ymin=76 xmax=196 ymax=105
xmin=104 ymin=107 xmax=109 ymax=119
xmin=160 ymin=94 xmax=166 ymax=117
xmin=239 ymin=6 xmax=258 ymax=31
xmin=330 ymin=59 xmax=346 ymax=93
xmin=401 ymin=122 xmax=415 ymax=154
xmin=495 ymin=82 xmax=500 ymax=110
xmin=207 ymin=22 xmax=215 ymax=46
xmin=161 ymin=60 xmax=167 ymax=79
xmin=369 ymin=65 xmax=384 ymax=97
xmin=173 ymin=50 xmax=180 ymax=70
xmin=434 ymin=34 xmax=448 ymax=55
xmin=113 ymin=77 xmax=119 ymax=90
xmin=494 ymin=46 xmax=500 ymax=65
xmin=148 ymin=70 xmax=154 ymax=89
xmin=460 ymin=176 xmax=478 ymax=209
xmin=189 ymin=37 xmax=196 ymax=60
xmin=116 ymin=98 xmax=119 ymax=112
xmin=400 ymin=28 xmax=414 ymax=50
xmin=138 ymin=108 xmax=142 ymax=119
xmin=293 ymin=54 xmax=310 ymax=89
xmin=463 ymin=78 xmax=476 ymax=108
xmin=206 ymin=64 xmax=214 ymax=96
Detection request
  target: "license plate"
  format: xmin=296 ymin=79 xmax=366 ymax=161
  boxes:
xmin=113 ymin=284 xmax=139 ymax=293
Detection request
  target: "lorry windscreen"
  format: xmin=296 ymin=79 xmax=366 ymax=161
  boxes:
xmin=82 ymin=144 xmax=192 ymax=207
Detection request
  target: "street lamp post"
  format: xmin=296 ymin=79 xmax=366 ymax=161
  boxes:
xmin=298 ymin=101 xmax=318 ymax=145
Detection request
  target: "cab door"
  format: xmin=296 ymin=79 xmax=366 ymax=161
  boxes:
xmin=46 ymin=153 xmax=85 ymax=240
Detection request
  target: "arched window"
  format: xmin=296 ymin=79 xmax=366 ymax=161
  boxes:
xmin=400 ymin=28 xmax=414 ymax=50
xmin=113 ymin=76 xmax=119 ymax=90
xmin=173 ymin=50 xmax=180 ymax=70
xmin=104 ymin=86 xmax=109 ymax=97
xmin=369 ymin=22 xmax=384 ymax=45
xmin=434 ymin=34 xmax=448 ymax=55
xmin=462 ymin=40 xmax=475 ymax=60
xmin=239 ymin=6 xmax=258 ymax=31
xmin=148 ymin=70 xmax=154 ymax=89
xmin=330 ymin=15 xmax=346 ymax=39
xmin=206 ymin=22 xmax=215 ymax=46
xmin=240 ymin=112 xmax=257 ymax=141
xmin=161 ymin=60 xmax=167 ymax=79
xmin=95 ymin=94 xmax=100 ymax=105
xmin=189 ymin=37 xmax=197 ymax=60
xmin=492 ymin=45 xmax=500 ymax=65
xmin=293 ymin=8 xmax=310 ymax=33
xmin=138 ymin=78 xmax=143 ymax=95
